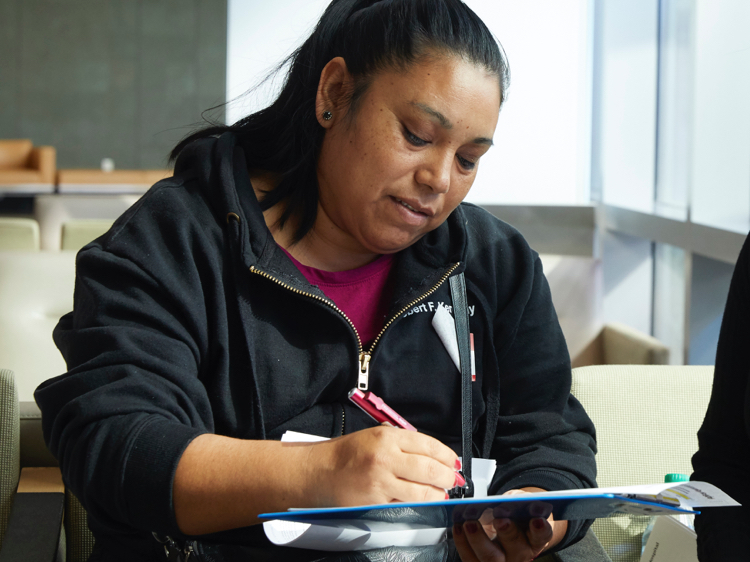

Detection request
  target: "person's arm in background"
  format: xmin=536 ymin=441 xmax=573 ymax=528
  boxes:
xmin=692 ymin=234 xmax=750 ymax=561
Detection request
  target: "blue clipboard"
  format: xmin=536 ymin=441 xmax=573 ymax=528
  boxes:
xmin=260 ymin=493 xmax=697 ymax=531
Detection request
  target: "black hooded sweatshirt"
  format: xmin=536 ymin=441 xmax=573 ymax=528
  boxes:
xmin=36 ymin=133 xmax=597 ymax=560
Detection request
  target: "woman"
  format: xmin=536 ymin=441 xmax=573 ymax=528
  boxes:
xmin=36 ymin=1 xmax=598 ymax=561
xmin=692 ymin=234 xmax=750 ymax=560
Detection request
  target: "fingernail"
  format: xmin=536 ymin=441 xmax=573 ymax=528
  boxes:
xmin=532 ymin=518 xmax=545 ymax=531
xmin=496 ymin=519 xmax=510 ymax=532
xmin=445 ymin=492 xmax=450 ymax=500
xmin=465 ymin=522 xmax=478 ymax=534
xmin=454 ymin=472 xmax=466 ymax=487
xmin=455 ymin=458 xmax=462 ymax=471
xmin=453 ymin=524 xmax=463 ymax=537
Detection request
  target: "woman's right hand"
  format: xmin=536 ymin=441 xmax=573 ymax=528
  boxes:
xmin=306 ymin=425 xmax=461 ymax=508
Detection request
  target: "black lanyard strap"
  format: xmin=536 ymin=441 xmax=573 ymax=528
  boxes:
xmin=449 ymin=272 xmax=474 ymax=498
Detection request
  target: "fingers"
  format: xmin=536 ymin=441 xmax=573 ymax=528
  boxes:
xmin=453 ymin=517 xmax=553 ymax=562
xmin=454 ymin=521 xmax=504 ymax=562
xmin=392 ymin=450 xmax=462 ymax=491
xmin=493 ymin=517 xmax=552 ymax=562
xmin=525 ymin=517 xmax=554 ymax=553
xmin=389 ymin=426 xmax=459 ymax=470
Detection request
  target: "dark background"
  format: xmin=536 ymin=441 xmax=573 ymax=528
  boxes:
xmin=0 ymin=0 xmax=227 ymax=169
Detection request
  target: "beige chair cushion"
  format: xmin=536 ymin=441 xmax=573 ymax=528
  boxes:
xmin=61 ymin=219 xmax=114 ymax=251
xmin=0 ymin=368 xmax=20 ymax=551
xmin=0 ymin=218 xmax=40 ymax=251
xmin=0 ymin=140 xmax=33 ymax=169
xmin=572 ymin=365 xmax=713 ymax=562
xmin=0 ymin=252 xmax=76 ymax=402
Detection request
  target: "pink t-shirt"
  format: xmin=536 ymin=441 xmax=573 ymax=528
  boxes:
xmin=281 ymin=248 xmax=395 ymax=346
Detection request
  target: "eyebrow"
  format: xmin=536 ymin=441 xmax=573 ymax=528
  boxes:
xmin=410 ymin=101 xmax=494 ymax=147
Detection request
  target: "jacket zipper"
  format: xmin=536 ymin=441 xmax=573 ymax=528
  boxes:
xmin=249 ymin=262 xmax=460 ymax=415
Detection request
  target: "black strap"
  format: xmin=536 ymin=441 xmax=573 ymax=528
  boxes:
xmin=449 ymin=272 xmax=474 ymax=498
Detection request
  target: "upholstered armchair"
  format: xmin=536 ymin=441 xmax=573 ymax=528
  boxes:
xmin=0 ymin=140 xmax=56 ymax=194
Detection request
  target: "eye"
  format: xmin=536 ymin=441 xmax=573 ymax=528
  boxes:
xmin=457 ymin=155 xmax=476 ymax=171
xmin=403 ymin=126 xmax=428 ymax=147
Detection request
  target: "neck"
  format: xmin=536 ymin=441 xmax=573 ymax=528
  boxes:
xmin=250 ymin=173 xmax=381 ymax=272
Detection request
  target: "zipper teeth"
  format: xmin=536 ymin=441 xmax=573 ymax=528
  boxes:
xmin=367 ymin=262 xmax=460 ymax=352
xmin=249 ymin=266 xmax=364 ymax=353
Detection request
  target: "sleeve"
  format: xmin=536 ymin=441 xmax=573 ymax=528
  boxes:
xmin=486 ymin=248 xmax=598 ymax=551
xmin=691 ymin=234 xmax=750 ymax=561
xmin=34 ymin=238 xmax=215 ymax=537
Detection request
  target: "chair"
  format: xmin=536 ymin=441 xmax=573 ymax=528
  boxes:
xmin=571 ymin=364 xmax=714 ymax=562
xmin=0 ymin=218 xmax=40 ymax=251
xmin=573 ymin=323 xmax=670 ymax=367
xmin=0 ymin=368 xmax=20 ymax=551
xmin=34 ymin=194 xmax=138 ymax=251
xmin=0 ymin=251 xmax=76 ymax=402
xmin=61 ymin=219 xmax=113 ymax=251
xmin=16 ymin=400 xmax=94 ymax=562
xmin=0 ymin=369 xmax=66 ymax=562
xmin=0 ymin=140 xmax=56 ymax=194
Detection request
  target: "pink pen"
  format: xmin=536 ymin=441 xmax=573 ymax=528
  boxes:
xmin=348 ymin=388 xmax=417 ymax=431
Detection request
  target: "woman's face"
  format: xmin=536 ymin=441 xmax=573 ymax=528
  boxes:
xmin=315 ymin=54 xmax=501 ymax=256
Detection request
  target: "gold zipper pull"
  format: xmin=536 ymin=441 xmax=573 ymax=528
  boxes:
xmin=358 ymin=352 xmax=371 ymax=391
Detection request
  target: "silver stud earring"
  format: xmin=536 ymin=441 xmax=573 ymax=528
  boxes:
xmin=323 ymin=111 xmax=333 ymax=121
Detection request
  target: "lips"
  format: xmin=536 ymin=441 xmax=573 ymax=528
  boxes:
xmin=393 ymin=197 xmax=436 ymax=217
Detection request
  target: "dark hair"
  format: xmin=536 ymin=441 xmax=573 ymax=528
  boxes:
xmin=171 ymin=0 xmax=510 ymax=241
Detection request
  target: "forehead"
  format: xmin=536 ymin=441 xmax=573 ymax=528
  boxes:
xmin=364 ymin=54 xmax=502 ymax=130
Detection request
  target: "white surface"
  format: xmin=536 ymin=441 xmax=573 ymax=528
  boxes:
xmin=540 ymin=254 xmax=603 ymax=362
xmin=601 ymin=231 xmax=653 ymax=336
xmin=226 ymin=0 xmax=593 ymax=206
xmin=654 ymin=0 xmax=693 ymax=221
xmin=596 ymin=0 xmax=659 ymax=213
xmin=0 ymin=183 xmax=55 ymax=194
xmin=57 ymin=184 xmax=150 ymax=194
xmin=690 ymin=0 xmax=750 ymax=234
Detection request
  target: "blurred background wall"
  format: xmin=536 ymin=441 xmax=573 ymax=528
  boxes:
xmin=0 ymin=0 xmax=227 ymax=169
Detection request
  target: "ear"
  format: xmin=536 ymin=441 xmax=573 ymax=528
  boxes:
xmin=315 ymin=57 xmax=352 ymax=128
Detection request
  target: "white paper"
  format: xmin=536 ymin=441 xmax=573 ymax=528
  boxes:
xmin=462 ymin=457 xmax=496 ymax=498
xmin=431 ymin=304 xmax=460 ymax=372
xmin=280 ymin=430 xmax=329 ymax=443
xmin=535 ymin=481 xmax=739 ymax=509
xmin=639 ymin=516 xmax=698 ymax=562
xmin=263 ymin=519 xmax=446 ymax=551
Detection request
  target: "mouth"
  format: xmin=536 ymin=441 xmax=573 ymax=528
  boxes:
xmin=393 ymin=197 xmax=435 ymax=217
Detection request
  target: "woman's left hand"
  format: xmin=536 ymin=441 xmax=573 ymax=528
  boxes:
xmin=452 ymin=488 xmax=568 ymax=562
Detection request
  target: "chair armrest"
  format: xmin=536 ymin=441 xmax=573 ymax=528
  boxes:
xmin=0 ymin=468 xmax=64 ymax=562
xmin=28 ymin=147 xmax=56 ymax=184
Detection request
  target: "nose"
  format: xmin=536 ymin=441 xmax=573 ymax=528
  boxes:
xmin=415 ymin=151 xmax=452 ymax=194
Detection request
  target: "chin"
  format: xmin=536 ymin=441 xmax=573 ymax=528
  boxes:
xmin=365 ymin=234 xmax=425 ymax=255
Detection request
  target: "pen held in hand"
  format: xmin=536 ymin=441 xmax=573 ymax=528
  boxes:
xmin=348 ymin=388 xmax=418 ymax=431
